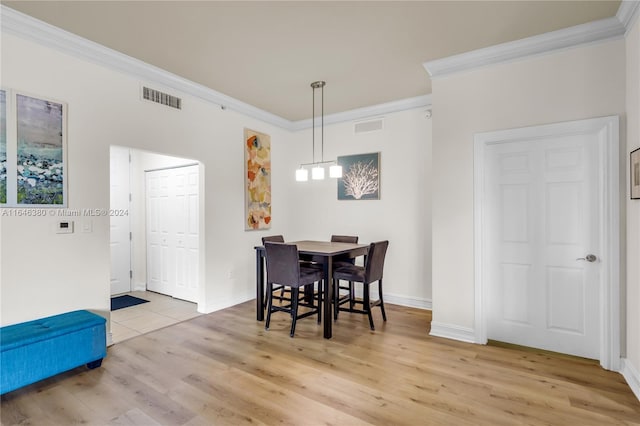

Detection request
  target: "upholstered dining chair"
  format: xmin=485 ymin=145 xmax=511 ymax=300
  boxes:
xmin=333 ymin=240 xmax=389 ymax=330
xmin=264 ymin=242 xmax=324 ymax=337
xmin=261 ymin=235 xmax=289 ymax=304
xmin=330 ymin=235 xmax=359 ymax=320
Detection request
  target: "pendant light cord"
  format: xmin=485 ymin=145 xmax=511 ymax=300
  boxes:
xmin=312 ymin=85 xmax=315 ymax=164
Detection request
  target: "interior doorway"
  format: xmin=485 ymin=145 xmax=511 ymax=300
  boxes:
xmin=109 ymin=146 xmax=203 ymax=309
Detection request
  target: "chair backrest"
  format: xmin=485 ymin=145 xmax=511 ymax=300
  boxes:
xmin=262 ymin=235 xmax=285 ymax=244
xmin=331 ymin=235 xmax=358 ymax=244
xmin=364 ymin=240 xmax=389 ymax=283
xmin=264 ymin=242 xmax=300 ymax=287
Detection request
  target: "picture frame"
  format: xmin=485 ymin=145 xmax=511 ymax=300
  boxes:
xmin=632 ymin=147 xmax=640 ymax=200
xmin=337 ymin=152 xmax=380 ymax=200
xmin=0 ymin=90 xmax=67 ymax=207
xmin=244 ymin=128 xmax=271 ymax=230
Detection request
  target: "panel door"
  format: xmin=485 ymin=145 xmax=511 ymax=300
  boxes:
xmin=146 ymin=165 xmax=199 ymax=302
xmin=146 ymin=169 xmax=173 ymax=296
xmin=484 ymin=133 xmax=600 ymax=359
xmin=110 ymin=146 xmax=131 ymax=295
xmin=173 ymin=165 xmax=199 ymax=302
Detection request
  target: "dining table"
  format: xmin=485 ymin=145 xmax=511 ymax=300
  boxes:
xmin=254 ymin=240 xmax=369 ymax=339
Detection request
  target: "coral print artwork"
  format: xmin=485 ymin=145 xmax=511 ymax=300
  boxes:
xmin=244 ymin=129 xmax=271 ymax=230
xmin=337 ymin=152 xmax=380 ymax=200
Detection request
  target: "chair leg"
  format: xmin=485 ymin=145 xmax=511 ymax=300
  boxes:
xmin=265 ymin=283 xmax=273 ymax=330
xmin=317 ymin=280 xmax=322 ymax=324
xmin=379 ymin=279 xmax=387 ymax=322
xmin=290 ymin=287 xmax=299 ymax=337
xmin=363 ymin=282 xmax=375 ymax=330
xmin=348 ymin=281 xmax=355 ymax=310
xmin=334 ymin=279 xmax=339 ymax=321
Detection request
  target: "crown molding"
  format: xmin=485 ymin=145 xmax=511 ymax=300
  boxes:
xmin=291 ymin=94 xmax=432 ymax=131
xmin=618 ymin=0 xmax=640 ymax=34
xmin=1 ymin=5 xmax=431 ymax=131
xmin=0 ymin=5 xmax=293 ymax=129
xmin=424 ymin=16 xmax=625 ymax=79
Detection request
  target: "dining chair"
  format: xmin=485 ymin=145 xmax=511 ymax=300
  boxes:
xmin=264 ymin=242 xmax=324 ymax=337
xmin=330 ymin=235 xmax=359 ymax=320
xmin=333 ymin=240 xmax=389 ymax=330
xmin=261 ymin=235 xmax=290 ymax=305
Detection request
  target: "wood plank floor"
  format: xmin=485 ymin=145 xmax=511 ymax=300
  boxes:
xmin=2 ymin=301 xmax=639 ymax=425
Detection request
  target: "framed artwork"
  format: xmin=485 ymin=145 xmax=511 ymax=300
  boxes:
xmin=244 ymin=128 xmax=271 ymax=230
xmin=0 ymin=90 xmax=67 ymax=207
xmin=16 ymin=93 xmax=66 ymax=205
xmin=0 ymin=89 xmax=6 ymax=204
xmin=632 ymin=147 xmax=640 ymax=200
xmin=337 ymin=152 xmax=380 ymax=200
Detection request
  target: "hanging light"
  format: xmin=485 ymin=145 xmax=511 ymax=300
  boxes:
xmin=295 ymin=81 xmax=342 ymax=181
xmin=296 ymin=167 xmax=309 ymax=182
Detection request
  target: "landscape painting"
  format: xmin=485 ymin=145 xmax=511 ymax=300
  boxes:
xmin=337 ymin=152 xmax=380 ymax=200
xmin=0 ymin=89 xmax=6 ymax=204
xmin=244 ymin=128 xmax=271 ymax=230
xmin=16 ymin=93 xmax=65 ymax=205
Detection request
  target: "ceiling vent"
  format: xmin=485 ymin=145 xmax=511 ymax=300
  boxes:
xmin=142 ymin=86 xmax=182 ymax=110
xmin=354 ymin=118 xmax=384 ymax=134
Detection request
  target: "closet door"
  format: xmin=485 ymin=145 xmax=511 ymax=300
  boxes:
xmin=146 ymin=165 xmax=199 ymax=302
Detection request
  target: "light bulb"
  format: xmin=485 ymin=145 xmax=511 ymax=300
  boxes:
xmin=312 ymin=166 xmax=325 ymax=180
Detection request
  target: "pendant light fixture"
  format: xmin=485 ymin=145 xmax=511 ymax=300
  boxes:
xmin=295 ymin=81 xmax=342 ymax=181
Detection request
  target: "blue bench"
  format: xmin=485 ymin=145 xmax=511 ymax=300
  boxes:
xmin=1 ymin=310 xmax=107 ymax=395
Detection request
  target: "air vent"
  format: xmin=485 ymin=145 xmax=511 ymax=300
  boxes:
xmin=142 ymin=86 xmax=182 ymax=110
xmin=354 ymin=118 xmax=384 ymax=134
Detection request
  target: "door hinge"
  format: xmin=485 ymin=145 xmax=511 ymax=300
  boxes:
xmin=129 ymin=193 xmax=132 ymax=202
xmin=129 ymin=232 xmax=132 ymax=241
xmin=130 ymin=270 xmax=133 ymax=279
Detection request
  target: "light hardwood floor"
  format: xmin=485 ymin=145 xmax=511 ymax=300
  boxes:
xmin=2 ymin=301 xmax=639 ymax=425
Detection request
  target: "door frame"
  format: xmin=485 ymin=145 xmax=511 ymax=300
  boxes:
xmin=473 ymin=116 xmax=620 ymax=371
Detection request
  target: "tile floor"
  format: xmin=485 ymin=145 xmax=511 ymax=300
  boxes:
xmin=110 ymin=291 xmax=200 ymax=345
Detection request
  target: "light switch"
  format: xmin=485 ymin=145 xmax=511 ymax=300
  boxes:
xmin=82 ymin=220 xmax=92 ymax=233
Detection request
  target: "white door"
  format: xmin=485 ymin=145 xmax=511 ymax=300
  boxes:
xmin=110 ymin=146 xmax=131 ymax=295
xmin=173 ymin=166 xmax=199 ymax=302
xmin=483 ymin=132 xmax=600 ymax=359
xmin=146 ymin=165 xmax=199 ymax=302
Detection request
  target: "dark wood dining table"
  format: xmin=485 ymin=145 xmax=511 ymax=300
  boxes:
xmin=254 ymin=240 xmax=369 ymax=339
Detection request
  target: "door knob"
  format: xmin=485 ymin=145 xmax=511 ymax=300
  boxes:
xmin=576 ymin=254 xmax=597 ymax=262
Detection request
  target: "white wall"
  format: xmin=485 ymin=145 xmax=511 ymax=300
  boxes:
xmin=625 ymin=15 xmax=640 ymax=390
xmin=0 ymin=33 xmax=295 ymax=325
xmin=285 ymin=110 xmax=433 ymax=307
xmin=431 ymin=39 xmax=626 ymax=330
xmin=1 ymin=31 xmax=433 ymax=328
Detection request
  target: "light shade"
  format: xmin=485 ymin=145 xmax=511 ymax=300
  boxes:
xmin=329 ymin=164 xmax=343 ymax=178
xmin=312 ymin=166 xmax=325 ymax=180
xmin=296 ymin=168 xmax=308 ymax=181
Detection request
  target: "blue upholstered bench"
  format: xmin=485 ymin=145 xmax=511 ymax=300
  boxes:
xmin=0 ymin=310 xmax=107 ymax=395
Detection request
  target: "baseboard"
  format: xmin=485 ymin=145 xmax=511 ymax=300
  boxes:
xmin=620 ymin=358 xmax=640 ymax=402
xmin=429 ymin=321 xmax=476 ymax=344
xmin=383 ymin=293 xmax=432 ymax=310
xmin=106 ymin=331 xmax=114 ymax=347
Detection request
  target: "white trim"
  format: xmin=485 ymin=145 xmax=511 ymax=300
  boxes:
xmin=620 ymin=358 xmax=640 ymax=402
xmin=106 ymin=331 xmax=114 ymax=347
xmin=384 ymin=293 xmax=432 ymax=310
xmin=0 ymin=4 xmax=430 ymax=130
xmin=430 ymin=321 xmax=476 ymax=344
xmin=473 ymin=116 xmax=620 ymax=371
xmin=290 ymin=95 xmax=432 ymax=131
xmin=618 ymin=1 xmax=640 ymax=34
xmin=424 ymin=17 xmax=625 ymax=79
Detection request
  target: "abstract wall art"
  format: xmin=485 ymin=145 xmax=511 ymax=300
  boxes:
xmin=244 ymin=128 xmax=271 ymax=230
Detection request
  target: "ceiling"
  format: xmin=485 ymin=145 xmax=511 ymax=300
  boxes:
xmin=3 ymin=1 xmax=621 ymax=121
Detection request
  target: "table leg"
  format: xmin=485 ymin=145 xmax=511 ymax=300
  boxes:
xmin=256 ymin=249 xmax=265 ymax=321
xmin=323 ymin=257 xmax=333 ymax=338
